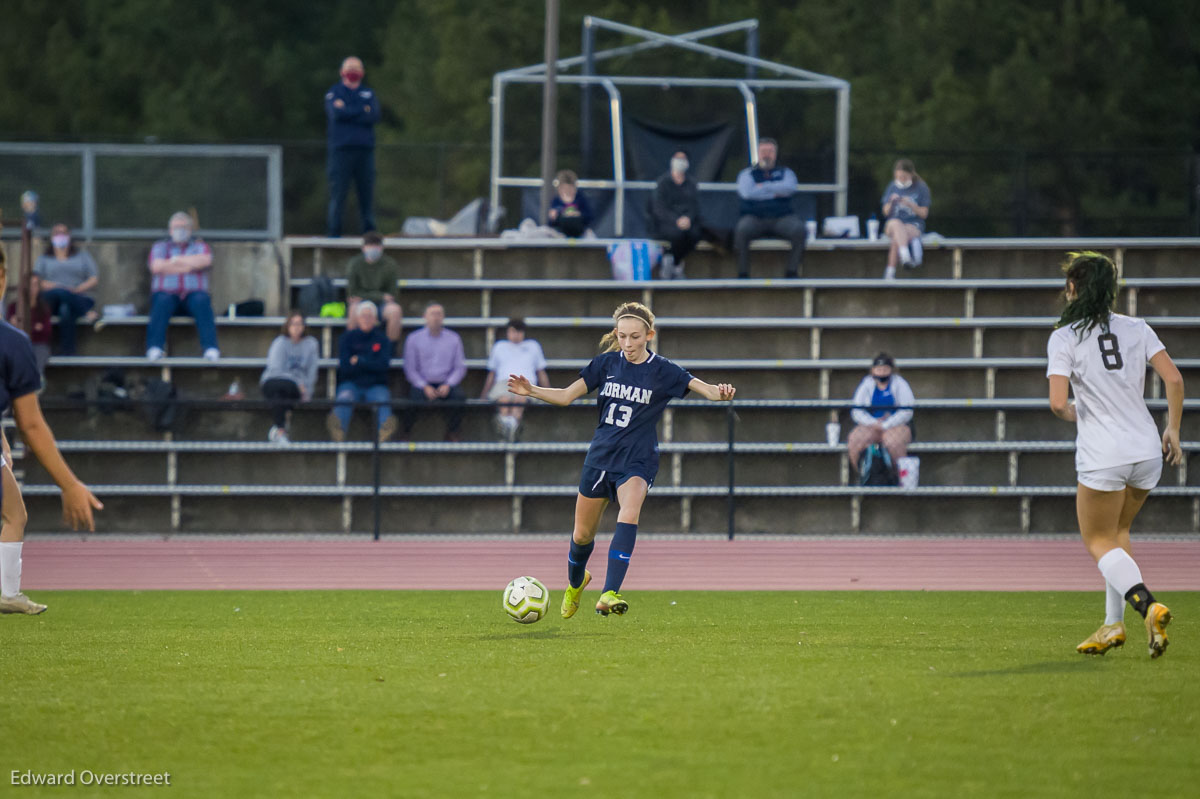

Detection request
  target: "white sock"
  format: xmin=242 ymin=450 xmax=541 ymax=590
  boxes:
xmin=909 ymin=237 xmax=924 ymax=265
xmin=1105 ymin=581 xmax=1126 ymax=625
xmin=1096 ymin=547 xmax=1143 ymax=598
xmin=898 ymin=245 xmax=913 ymax=265
xmin=0 ymin=541 xmax=22 ymax=598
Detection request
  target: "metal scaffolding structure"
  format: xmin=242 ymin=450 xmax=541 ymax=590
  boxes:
xmin=490 ymin=17 xmax=851 ymax=235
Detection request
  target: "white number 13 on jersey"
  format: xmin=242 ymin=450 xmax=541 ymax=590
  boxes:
xmin=604 ymin=403 xmax=633 ymax=428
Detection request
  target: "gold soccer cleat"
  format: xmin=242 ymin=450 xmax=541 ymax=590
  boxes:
xmin=561 ymin=570 xmax=591 ymax=619
xmin=595 ymin=590 xmax=629 ymax=617
xmin=1144 ymin=602 xmax=1172 ymax=659
xmin=1076 ymin=622 xmax=1125 ymax=655
xmin=0 ymin=593 xmax=47 ymax=615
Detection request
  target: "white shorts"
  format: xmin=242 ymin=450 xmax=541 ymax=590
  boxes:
xmin=1078 ymin=458 xmax=1162 ymax=492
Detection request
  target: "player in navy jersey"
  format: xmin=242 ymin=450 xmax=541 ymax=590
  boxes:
xmin=0 ymin=245 xmax=102 ymax=615
xmin=508 ymin=302 xmax=735 ymax=617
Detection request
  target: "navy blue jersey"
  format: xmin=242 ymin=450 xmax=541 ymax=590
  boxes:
xmin=0 ymin=319 xmax=42 ymax=415
xmin=579 ymin=350 xmax=693 ymax=472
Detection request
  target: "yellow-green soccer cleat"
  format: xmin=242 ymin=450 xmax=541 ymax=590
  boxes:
xmin=1144 ymin=602 xmax=1172 ymax=659
xmin=595 ymin=590 xmax=629 ymax=617
xmin=1076 ymin=622 xmax=1126 ymax=655
xmin=561 ymin=570 xmax=591 ymax=619
xmin=0 ymin=593 xmax=47 ymax=615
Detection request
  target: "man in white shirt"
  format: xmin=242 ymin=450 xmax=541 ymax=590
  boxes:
xmin=482 ymin=318 xmax=549 ymax=441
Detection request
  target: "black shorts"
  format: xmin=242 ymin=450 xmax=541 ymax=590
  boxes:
xmin=577 ymin=464 xmax=656 ymax=501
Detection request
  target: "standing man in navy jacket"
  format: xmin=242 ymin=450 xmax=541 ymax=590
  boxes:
xmin=325 ymin=56 xmax=381 ymax=238
xmin=733 ymin=138 xmax=806 ymax=279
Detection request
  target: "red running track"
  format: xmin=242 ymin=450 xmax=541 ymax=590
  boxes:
xmin=20 ymin=537 xmax=1200 ymax=591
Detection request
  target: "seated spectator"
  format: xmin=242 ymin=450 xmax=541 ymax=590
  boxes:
xmin=881 ymin=158 xmax=931 ymax=280
xmin=260 ymin=311 xmax=320 ymax=444
xmin=402 ymin=302 xmax=466 ymax=442
xmin=650 ymin=150 xmax=701 ymax=279
xmin=345 ymin=232 xmax=402 ymax=341
xmin=480 ymin=318 xmax=548 ymax=442
xmin=547 ymin=170 xmax=593 ymax=238
xmin=328 ymin=301 xmax=396 ymax=443
xmin=847 ymin=353 xmax=915 ymax=476
xmin=6 ymin=274 xmax=51 ymax=380
xmin=145 ymin=211 xmax=220 ymax=361
xmin=734 ymin=138 xmax=806 ymax=279
xmin=34 ymin=223 xmax=99 ymax=356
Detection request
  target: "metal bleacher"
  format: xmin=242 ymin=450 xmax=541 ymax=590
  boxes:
xmin=17 ymin=236 xmax=1200 ymax=536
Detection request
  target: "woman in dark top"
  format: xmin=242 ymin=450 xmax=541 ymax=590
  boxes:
xmin=0 ymin=245 xmax=103 ymax=615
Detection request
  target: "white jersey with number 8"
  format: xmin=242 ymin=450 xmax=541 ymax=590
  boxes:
xmin=1047 ymin=313 xmax=1165 ymax=472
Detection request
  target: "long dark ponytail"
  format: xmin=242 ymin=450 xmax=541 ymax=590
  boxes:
xmin=1055 ymin=251 xmax=1118 ymax=338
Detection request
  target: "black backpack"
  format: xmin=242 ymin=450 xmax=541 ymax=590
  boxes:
xmin=297 ymin=275 xmax=336 ymax=318
xmin=858 ymin=444 xmax=899 ymax=487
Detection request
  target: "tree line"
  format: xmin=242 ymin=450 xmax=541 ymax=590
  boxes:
xmin=2 ymin=0 xmax=1197 ymax=234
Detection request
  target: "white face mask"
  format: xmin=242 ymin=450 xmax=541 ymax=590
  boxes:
xmin=170 ymin=227 xmax=191 ymax=243
xmin=363 ymin=246 xmax=383 ymax=263
xmin=51 ymin=234 xmax=71 ymax=250
xmin=670 ymin=157 xmax=689 ymax=174
xmin=895 ymin=178 xmax=913 ymax=190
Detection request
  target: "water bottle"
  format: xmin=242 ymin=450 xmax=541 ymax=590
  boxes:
xmin=867 ymin=214 xmax=880 ymax=240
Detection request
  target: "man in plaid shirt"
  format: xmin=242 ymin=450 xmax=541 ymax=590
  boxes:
xmin=145 ymin=211 xmax=220 ymax=361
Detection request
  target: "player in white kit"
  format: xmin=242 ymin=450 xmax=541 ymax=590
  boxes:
xmin=1046 ymin=252 xmax=1184 ymax=658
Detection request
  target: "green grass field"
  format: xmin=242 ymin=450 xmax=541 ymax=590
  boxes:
xmin=3 ymin=591 xmax=1197 ymax=798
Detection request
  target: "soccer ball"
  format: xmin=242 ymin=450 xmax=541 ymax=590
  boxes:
xmin=503 ymin=576 xmax=550 ymax=624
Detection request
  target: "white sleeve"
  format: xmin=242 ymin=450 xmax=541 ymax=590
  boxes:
xmin=1046 ymin=331 xmax=1073 ymax=378
xmin=1141 ymin=320 xmax=1166 ymax=361
xmin=850 ymin=378 xmax=876 ymax=427
xmin=881 ymin=377 xmax=915 ymax=429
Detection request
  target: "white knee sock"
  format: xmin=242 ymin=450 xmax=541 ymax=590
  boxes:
xmin=1096 ymin=548 xmax=1143 ymax=598
xmin=0 ymin=541 xmax=22 ymax=598
xmin=1105 ymin=581 xmax=1126 ymax=625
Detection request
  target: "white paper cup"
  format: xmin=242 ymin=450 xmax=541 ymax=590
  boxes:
xmin=805 ymin=220 xmax=818 ymax=241
xmin=824 ymin=422 xmax=841 ymax=446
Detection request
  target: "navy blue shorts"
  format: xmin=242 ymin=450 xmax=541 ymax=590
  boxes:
xmin=578 ymin=464 xmax=656 ymax=501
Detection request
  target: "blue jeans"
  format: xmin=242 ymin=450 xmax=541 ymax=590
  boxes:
xmin=334 ymin=382 xmax=392 ymax=433
xmin=146 ymin=291 xmax=219 ymax=353
xmin=40 ymin=288 xmax=94 ymax=355
xmin=326 ymin=147 xmax=376 ymax=237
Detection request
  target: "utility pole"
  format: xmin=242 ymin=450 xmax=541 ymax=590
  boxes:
xmin=538 ymin=0 xmax=560 ymax=224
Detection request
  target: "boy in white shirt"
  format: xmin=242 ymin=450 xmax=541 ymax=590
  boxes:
xmin=481 ymin=318 xmax=549 ymax=441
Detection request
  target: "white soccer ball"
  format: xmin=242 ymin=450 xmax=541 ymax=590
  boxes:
xmin=503 ymin=576 xmax=550 ymax=624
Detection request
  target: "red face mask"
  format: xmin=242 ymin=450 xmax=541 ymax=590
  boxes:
xmin=342 ymin=70 xmax=364 ymax=84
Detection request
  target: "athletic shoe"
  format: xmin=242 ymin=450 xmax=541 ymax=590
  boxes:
xmin=898 ymin=245 xmax=914 ymax=267
xmin=561 ymin=570 xmax=591 ymax=619
xmin=1076 ymin=622 xmax=1126 ymax=655
xmin=884 ymin=265 xmax=897 ymax=281
xmin=378 ymin=415 xmax=398 ymax=443
xmin=146 ymin=346 xmax=165 ymax=361
xmin=203 ymin=348 xmax=221 ymax=362
xmin=595 ymin=590 xmax=629 ymax=617
xmin=1144 ymin=602 xmax=1171 ymax=659
xmin=0 ymin=593 xmax=47 ymax=615
xmin=326 ymin=413 xmax=345 ymax=443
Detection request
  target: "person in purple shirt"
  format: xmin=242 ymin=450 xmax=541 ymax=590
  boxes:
xmin=402 ymin=302 xmax=467 ymax=442
xmin=327 ymin=301 xmax=396 ymax=443
xmin=145 ymin=211 xmax=220 ymax=361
